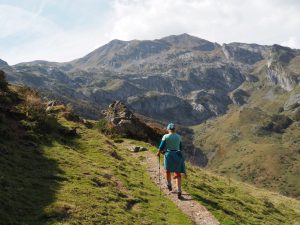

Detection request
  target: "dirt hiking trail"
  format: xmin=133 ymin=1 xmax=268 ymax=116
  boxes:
xmin=138 ymin=150 xmax=220 ymax=225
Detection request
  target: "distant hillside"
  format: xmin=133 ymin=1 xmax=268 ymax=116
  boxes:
xmin=2 ymin=34 xmax=299 ymax=125
xmin=192 ymin=56 xmax=300 ymax=198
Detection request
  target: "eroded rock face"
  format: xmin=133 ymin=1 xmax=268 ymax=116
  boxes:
xmin=284 ymin=94 xmax=300 ymax=111
xmin=104 ymin=101 xmax=162 ymax=144
xmin=230 ymin=89 xmax=249 ymax=106
xmin=222 ymin=43 xmax=265 ymax=64
xmin=266 ymin=45 xmax=299 ymax=91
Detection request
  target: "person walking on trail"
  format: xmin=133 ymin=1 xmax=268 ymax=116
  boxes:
xmin=157 ymin=123 xmax=186 ymax=199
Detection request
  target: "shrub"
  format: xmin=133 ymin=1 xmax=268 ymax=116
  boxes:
xmin=261 ymin=114 xmax=293 ymax=133
xmin=23 ymin=93 xmax=47 ymax=122
xmin=293 ymin=109 xmax=300 ymax=121
xmin=96 ymin=119 xmax=109 ymax=133
xmin=0 ymin=70 xmax=8 ymax=92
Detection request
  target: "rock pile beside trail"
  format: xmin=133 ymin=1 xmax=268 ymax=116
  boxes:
xmin=104 ymin=101 xmax=163 ymax=144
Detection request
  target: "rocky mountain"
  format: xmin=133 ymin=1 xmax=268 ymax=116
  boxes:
xmin=0 ymin=59 xmax=8 ymax=67
xmin=2 ymin=34 xmax=300 ymax=126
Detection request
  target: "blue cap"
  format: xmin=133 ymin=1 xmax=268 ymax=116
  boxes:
xmin=167 ymin=123 xmax=175 ymax=130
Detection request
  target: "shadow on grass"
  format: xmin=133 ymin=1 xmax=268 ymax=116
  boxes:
xmin=0 ymin=113 xmax=79 ymax=225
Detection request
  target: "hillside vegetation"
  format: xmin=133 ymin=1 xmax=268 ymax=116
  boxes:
xmin=1 ymin=72 xmax=300 ymax=225
xmin=193 ymin=81 xmax=300 ymax=198
xmin=0 ymin=73 xmax=193 ymax=225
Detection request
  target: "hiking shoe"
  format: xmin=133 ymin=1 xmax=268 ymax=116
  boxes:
xmin=177 ymin=192 xmax=182 ymax=199
xmin=167 ymin=184 xmax=172 ymax=191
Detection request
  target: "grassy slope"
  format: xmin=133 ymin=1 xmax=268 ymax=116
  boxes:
xmin=0 ymin=78 xmax=191 ymax=225
xmin=184 ymin=163 xmax=300 ymax=225
xmin=1 ymin=80 xmax=299 ymax=225
xmin=192 ymin=79 xmax=300 ymax=198
xmin=0 ymin=117 xmax=193 ymax=224
xmin=128 ymin=140 xmax=300 ymax=225
xmin=2 ymin=112 xmax=299 ymax=225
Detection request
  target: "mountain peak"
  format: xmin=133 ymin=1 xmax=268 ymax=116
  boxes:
xmin=160 ymin=33 xmax=219 ymax=50
xmin=0 ymin=59 xmax=8 ymax=67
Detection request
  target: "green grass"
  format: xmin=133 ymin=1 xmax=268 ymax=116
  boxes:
xmin=1 ymin=79 xmax=300 ymax=225
xmin=0 ymin=117 xmax=193 ymax=225
xmin=124 ymin=139 xmax=300 ymax=225
xmin=183 ymin=164 xmax=300 ymax=225
xmin=192 ymin=83 xmax=300 ymax=198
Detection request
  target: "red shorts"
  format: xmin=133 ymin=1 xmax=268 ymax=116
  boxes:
xmin=166 ymin=170 xmax=181 ymax=178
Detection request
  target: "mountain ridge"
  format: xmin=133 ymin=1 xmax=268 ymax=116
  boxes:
xmin=1 ymin=33 xmax=300 ymax=125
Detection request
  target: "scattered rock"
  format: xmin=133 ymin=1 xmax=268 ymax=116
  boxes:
xmin=82 ymin=119 xmax=93 ymax=128
xmin=128 ymin=146 xmax=140 ymax=152
xmin=127 ymin=145 xmax=148 ymax=153
xmin=47 ymin=100 xmax=58 ymax=107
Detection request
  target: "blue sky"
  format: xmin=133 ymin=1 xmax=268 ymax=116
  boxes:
xmin=1 ymin=0 xmax=300 ymax=65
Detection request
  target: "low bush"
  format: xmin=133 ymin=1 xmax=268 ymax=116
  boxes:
xmin=0 ymin=70 xmax=8 ymax=92
xmin=96 ymin=119 xmax=109 ymax=133
xmin=261 ymin=114 xmax=293 ymax=133
xmin=293 ymin=109 xmax=300 ymax=121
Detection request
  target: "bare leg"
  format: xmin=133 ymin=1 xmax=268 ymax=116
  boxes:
xmin=176 ymin=176 xmax=182 ymax=193
xmin=166 ymin=171 xmax=171 ymax=185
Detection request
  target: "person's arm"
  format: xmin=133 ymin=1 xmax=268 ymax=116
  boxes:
xmin=157 ymin=136 xmax=166 ymax=156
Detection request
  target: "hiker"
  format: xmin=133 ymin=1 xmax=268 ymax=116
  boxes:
xmin=157 ymin=123 xmax=186 ymax=199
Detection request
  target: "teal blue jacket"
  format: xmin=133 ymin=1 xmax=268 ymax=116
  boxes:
xmin=158 ymin=133 xmax=186 ymax=173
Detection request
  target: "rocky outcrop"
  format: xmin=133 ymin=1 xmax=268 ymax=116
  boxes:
xmin=265 ymin=45 xmax=299 ymax=91
xmin=230 ymin=89 xmax=249 ymax=106
xmin=104 ymin=101 xmax=163 ymax=144
xmin=222 ymin=43 xmax=265 ymax=64
xmin=266 ymin=64 xmax=297 ymax=91
xmin=284 ymin=94 xmax=300 ymax=111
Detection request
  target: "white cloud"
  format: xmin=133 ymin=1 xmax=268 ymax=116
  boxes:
xmin=0 ymin=4 xmax=59 ymax=38
xmin=281 ymin=37 xmax=300 ymax=49
xmin=0 ymin=0 xmax=300 ymax=64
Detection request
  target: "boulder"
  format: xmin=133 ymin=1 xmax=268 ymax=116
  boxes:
xmin=128 ymin=146 xmax=140 ymax=152
xmin=103 ymin=101 xmax=163 ymax=144
xmin=230 ymin=89 xmax=249 ymax=106
xmin=127 ymin=145 xmax=148 ymax=152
